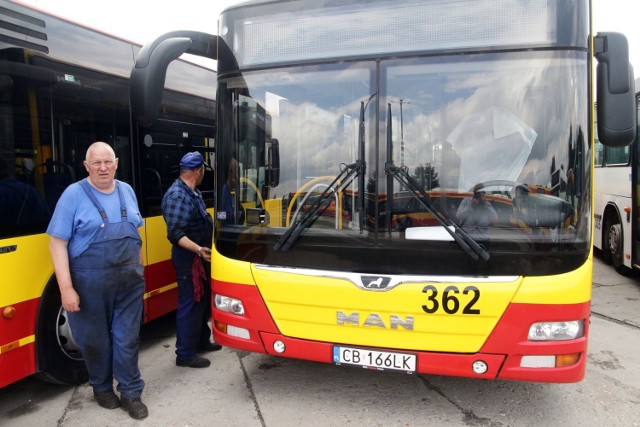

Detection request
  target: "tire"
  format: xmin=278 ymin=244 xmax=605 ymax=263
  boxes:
xmin=34 ymin=282 xmax=88 ymax=385
xmin=603 ymin=214 xmax=629 ymax=275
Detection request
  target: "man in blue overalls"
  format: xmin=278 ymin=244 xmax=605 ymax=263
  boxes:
xmin=48 ymin=142 xmax=148 ymax=420
xmin=162 ymin=151 xmax=221 ymax=369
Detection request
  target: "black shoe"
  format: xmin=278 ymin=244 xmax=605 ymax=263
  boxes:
xmin=176 ymin=356 xmax=211 ymax=368
xmin=94 ymin=390 xmax=120 ymax=409
xmin=120 ymin=397 xmax=148 ymax=420
xmin=197 ymin=342 xmax=223 ymax=353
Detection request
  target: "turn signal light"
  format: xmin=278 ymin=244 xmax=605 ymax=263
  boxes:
xmin=214 ymin=321 xmax=227 ymax=334
xmin=556 ymin=353 xmax=580 ymax=367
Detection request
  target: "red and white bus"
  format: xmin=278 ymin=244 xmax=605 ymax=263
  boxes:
xmin=594 ymin=77 xmax=640 ymax=274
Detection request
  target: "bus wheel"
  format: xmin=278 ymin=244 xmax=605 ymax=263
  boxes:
xmin=604 ymin=215 xmax=627 ymax=274
xmin=34 ymin=282 xmax=88 ymax=385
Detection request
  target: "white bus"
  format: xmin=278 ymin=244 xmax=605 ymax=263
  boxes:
xmin=594 ymin=77 xmax=640 ymax=274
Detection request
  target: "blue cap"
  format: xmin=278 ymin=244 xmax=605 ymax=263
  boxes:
xmin=179 ymin=151 xmax=204 ymax=170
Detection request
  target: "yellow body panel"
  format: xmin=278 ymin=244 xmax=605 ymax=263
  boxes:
xmin=144 ymin=215 xmax=172 ymax=265
xmin=212 ymin=250 xmax=256 ymax=285
xmin=0 ymin=215 xmax=178 ymax=309
xmin=511 ymin=256 xmax=592 ymax=304
xmin=250 ymin=266 xmax=523 ymax=353
xmin=0 ymin=234 xmax=53 ymax=305
xmin=144 ymin=208 xmax=214 ymax=265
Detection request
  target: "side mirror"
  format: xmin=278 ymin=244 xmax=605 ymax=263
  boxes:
xmin=594 ymin=32 xmax=637 ymax=147
xmin=130 ymin=31 xmax=218 ymax=127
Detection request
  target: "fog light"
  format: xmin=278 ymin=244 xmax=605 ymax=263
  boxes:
xmin=528 ymin=320 xmax=583 ymax=341
xmin=521 ymin=355 xmax=555 ymax=368
xmin=273 ymin=340 xmax=286 ymax=353
xmin=472 ymin=360 xmax=488 ymax=374
xmin=215 ymin=294 xmax=245 ymax=315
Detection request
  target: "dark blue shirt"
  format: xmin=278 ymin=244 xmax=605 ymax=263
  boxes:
xmin=161 ymin=178 xmax=213 ymax=253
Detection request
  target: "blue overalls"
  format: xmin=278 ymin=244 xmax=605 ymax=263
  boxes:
xmin=68 ymin=179 xmax=145 ymax=399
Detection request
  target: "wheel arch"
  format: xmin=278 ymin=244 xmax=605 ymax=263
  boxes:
xmin=602 ymin=202 xmax=622 ymax=242
xmin=34 ymin=275 xmax=87 ymax=385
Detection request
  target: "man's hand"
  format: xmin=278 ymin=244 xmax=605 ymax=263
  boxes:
xmin=61 ymin=287 xmax=81 ymax=312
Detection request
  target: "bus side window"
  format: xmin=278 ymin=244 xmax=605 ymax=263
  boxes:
xmin=604 ymin=145 xmax=630 ymax=165
xmin=36 ymin=160 xmax=76 ymax=211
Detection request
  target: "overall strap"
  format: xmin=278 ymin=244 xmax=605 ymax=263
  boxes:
xmin=78 ymin=179 xmax=128 ymax=223
xmin=114 ymin=181 xmax=128 ymax=220
xmin=79 ymin=179 xmax=109 ymax=224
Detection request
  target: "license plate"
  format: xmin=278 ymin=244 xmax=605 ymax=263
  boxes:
xmin=333 ymin=346 xmax=416 ymax=373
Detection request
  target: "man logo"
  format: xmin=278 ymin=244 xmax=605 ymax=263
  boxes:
xmin=361 ymin=276 xmax=391 ymax=289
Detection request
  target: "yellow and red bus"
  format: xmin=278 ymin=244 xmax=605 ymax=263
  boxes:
xmin=0 ymin=0 xmax=215 ymax=387
xmin=131 ymin=0 xmax=636 ymax=382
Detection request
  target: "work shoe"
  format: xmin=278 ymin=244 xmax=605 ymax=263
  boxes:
xmin=120 ymin=397 xmax=148 ymax=420
xmin=94 ymin=390 xmax=120 ymax=409
xmin=176 ymin=356 xmax=211 ymax=368
xmin=197 ymin=342 xmax=223 ymax=353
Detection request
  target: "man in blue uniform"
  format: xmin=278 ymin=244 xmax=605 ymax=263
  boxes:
xmin=161 ymin=151 xmax=221 ymax=369
xmin=48 ymin=142 xmax=148 ymax=420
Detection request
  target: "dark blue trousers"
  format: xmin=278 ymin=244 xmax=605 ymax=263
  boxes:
xmin=173 ymin=250 xmax=212 ymax=362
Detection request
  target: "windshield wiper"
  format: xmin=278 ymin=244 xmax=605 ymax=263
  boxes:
xmin=385 ymin=103 xmax=489 ymax=261
xmin=274 ymin=95 xmax=375 ymax=252
xmin=273 ymin=161 xmax=360 ymax=252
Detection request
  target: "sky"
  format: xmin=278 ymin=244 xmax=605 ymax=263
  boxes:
xmin=17 ymin=0 xmax=640 ymax=80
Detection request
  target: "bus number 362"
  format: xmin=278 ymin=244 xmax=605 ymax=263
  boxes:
xmin=421 ymin=285 xmax=481 ymax=315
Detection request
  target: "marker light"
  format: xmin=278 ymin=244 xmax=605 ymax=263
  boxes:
xmin=215 ymin=294 xmax=245 ymax=316
xmin=2 ymin=306 xmax=16 ymax=319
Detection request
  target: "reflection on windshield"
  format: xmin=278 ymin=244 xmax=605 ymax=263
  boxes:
xmin=218 ymin=51 xmax=589 ymax=259
xmin=447 ymin=107 xmax=537 ymax=191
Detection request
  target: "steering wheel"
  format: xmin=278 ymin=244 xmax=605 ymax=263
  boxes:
xmin=286 ymin=176 xmax=344 ymax=229
xmin=468 ymin=180 xmax=530 ymax=199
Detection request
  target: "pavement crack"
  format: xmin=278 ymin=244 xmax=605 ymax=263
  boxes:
xmin=236 ymin=351 xmax=266 ymax=427
xmin=418 ymin=376 xmax=503 ymax=427
xmin=591 ymin=310 xmax=640 ymax=330
xmin=57 ymin=385 xmax=81 ymax=426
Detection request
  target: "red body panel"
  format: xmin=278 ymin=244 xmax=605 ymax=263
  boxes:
xmin=0 ymin=298 xmax=39 ymax=388
xmin=1 ymin=261 xmax=179 ymax=387
xmin=143 ymin=260 xmax=178 ymax=322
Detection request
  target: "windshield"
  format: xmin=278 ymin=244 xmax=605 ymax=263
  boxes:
xmin=215 ymin=51 xmax=590 ymax=276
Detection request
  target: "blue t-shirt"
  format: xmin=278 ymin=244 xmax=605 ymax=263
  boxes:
xmin=47 ymin=179 xmax=143 ymax=258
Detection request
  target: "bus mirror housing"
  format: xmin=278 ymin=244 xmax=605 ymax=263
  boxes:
xmin=131 ymin=31 xmax=218 ymax=127
xmin=594 ymin=32 xmax=637 ymax=147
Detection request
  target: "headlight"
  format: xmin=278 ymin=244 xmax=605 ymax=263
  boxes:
xmin=214 ymin=294 xmax=245 ymax=316
xmin=528 ymin=320 xmax=583 ymax=341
